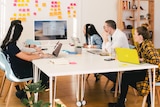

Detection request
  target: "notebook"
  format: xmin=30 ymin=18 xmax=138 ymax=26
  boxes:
xmin=115 ymin=48 xmax=140 ymax=64
xmin=52 ymin=41 xmax=62 ymax=57
xmin=87 ymin=49 xmax=102 ymax=55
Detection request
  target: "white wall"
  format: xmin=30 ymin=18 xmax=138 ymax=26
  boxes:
xmin=1 ymin=0 xmax=159 ymax=48
xmin=81 ymin=0 xmax=117 ymax=43
xmin=81 ymin=0 xmax=160 ymax=48
xmin=1 ymin=0 xmax=117 ymax=45
xmin=154 ymin=0 xmax=160 ymax=48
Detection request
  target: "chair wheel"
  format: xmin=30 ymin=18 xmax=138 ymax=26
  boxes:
xmin=82 ymin=100 xmax=86 ymax=105
xmin=76 ymin=101 xmax=82 ymax=106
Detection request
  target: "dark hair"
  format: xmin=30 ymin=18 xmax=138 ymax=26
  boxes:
xmin=1 ymin=20 xmax=23 ymax=50
xmin=85 ymin=24 xmax=102 ymax=45
xmin=136 ymin=26 xmax=150 ymax=40
xmin=105 ymin=20 xmax=116 ymax=29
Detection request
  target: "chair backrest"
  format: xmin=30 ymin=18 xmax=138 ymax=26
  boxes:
xmin=0 ymin=51 xmax=6 ymax=71
xmin=0 ymin=51 xmax=33 ymax=82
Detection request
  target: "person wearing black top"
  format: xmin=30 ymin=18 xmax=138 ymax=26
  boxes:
xmin=1 ymin=20 xmax=52 ymax=99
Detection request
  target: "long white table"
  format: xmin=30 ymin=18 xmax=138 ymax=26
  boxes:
xmin=32 ymin=49 xmax=158 ymax=107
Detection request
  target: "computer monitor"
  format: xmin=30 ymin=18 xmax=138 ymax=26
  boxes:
xmin=34 ymin=20 xmax=67 ymax=40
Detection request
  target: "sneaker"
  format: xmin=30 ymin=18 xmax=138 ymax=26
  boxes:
xmin=15 ymin=90 xmax=27 ymax=100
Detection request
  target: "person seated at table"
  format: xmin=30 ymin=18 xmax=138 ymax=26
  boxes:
xmin=100 ymin=20 xmax=129 ymax=92
xmin=108 ymin=26 xmax=160 ymax=107
xmin=83 ymin=23 xmax=103 ymax=81
xmin=1 ymin=20 xmax=52 ymax=99
xmin=83 ymin=23 xmax=103 ymax=49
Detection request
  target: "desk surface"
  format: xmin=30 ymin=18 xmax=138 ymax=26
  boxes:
xmin=32 ymin=48 xmax=158 ymax=107
xmin=32 ymin=49 xmax=158 ymax=77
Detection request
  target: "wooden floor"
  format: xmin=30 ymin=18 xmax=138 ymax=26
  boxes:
xmin=0 ymin=74 xmax=159 ymax=107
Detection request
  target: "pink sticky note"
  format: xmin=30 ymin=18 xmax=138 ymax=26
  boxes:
xmin=13 ymin=3 xmax=17 ymax=6
xmin=22 ymin=9 xmax=26 ymax=12
xmin=33 ymin=12 xmax=37 ymax=16
xmin=27 ymin=8 xmax=30 ymax=12
xmin=69 ymin=62 xmax=77 ymax=64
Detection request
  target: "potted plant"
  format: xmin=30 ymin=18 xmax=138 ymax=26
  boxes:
xmin=21 ymin=80 xmax=50 ymax=107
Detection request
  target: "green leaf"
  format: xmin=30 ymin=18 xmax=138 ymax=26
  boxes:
xmin=21 ymin=80 xmax=50 ymax=107
xmin=24 ymin=80 xmax=46 ymax=93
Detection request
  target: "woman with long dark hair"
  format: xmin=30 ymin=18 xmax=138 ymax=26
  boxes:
xmin=1 ymin=20 xmax=52 ymax=99
xmin=83 ymin=24 xmax=103 ymax=49
xmin=1 ymin=20 xmax=52 ymax=78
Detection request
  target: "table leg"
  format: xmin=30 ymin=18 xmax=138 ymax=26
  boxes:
xmin=76 ymin=75 xmax=81 ymax=106
xmin=148 ymin=69 xmax=152 ymax=107
xmin=152 ymin=68 xmax=155 ymax=107
xmin=76 ymin=74 xmax=86 ymax=106
xmin=50 ymin=76 xmax=55 ymax=107
xmin=81 ymin=74 xmax=86 ymax=105
xmin=33 ymin=64 xmax=40 ymax=103
xmin=148 ymin=68 xmax=155 ymax=107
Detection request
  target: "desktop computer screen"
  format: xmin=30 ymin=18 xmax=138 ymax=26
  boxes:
xmin=34 ymin=20 xmax=67 ymax=40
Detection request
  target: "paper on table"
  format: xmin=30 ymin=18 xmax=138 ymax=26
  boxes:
xmin=50 ymin=58 xmax=69 ymax=65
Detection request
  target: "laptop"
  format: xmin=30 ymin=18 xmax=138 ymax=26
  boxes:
xmin=52 ymin=41 xmax=62 ymax=57
xmin=115 ymin=48 xmax=140 ymax=64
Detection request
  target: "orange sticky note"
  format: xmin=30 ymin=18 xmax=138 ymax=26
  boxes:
xmin=42 ymin=3 xmax=46 ymax=7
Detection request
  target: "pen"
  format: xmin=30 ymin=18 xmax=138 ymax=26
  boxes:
xmin=41 ymin=48 xmax=48 ymax=50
